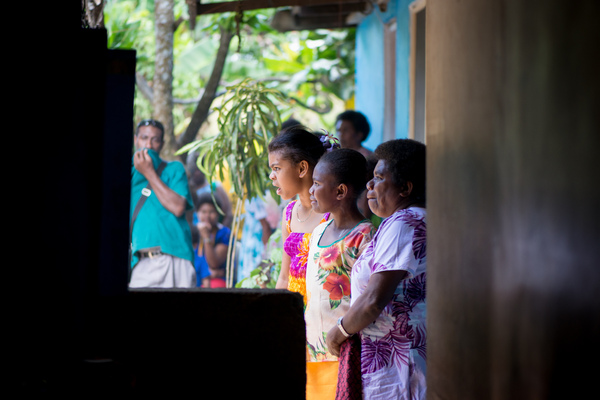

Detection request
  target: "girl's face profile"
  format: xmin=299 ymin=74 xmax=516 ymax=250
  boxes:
xmin=268 ymin=150 xmax=302 ymax=200
xmin=309 ymin=161 xmax=340 ymax=214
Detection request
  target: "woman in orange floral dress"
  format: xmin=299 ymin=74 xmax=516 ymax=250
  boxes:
xmin=305 ymin=149 xmax=375 ymax=399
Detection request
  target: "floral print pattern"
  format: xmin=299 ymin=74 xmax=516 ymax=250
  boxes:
xmin=305 ymin=220 xmax=375 ymax=362
xmin=323 ymin=272 xmax=350 ymax=301
xmin=351 ymin=207 xmax=427 ymax=400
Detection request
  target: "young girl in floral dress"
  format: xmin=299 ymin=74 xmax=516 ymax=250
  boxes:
xmin=305 ymin=148 xmax=375 ymax=400
xmin=268 ymin=126 xmax=338 ymax=307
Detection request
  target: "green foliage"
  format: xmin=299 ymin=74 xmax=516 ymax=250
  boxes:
xmin=262 ymin=28 xmax=356 ymax=102
xmin=175 ymin=77 xmax=288 ymax=288
xmin=105 ymin=1 xmax=155 ymax=68
xmin=104 ymin=1 xmax=355 ymax=141
xmin=176 ymin=78 xmax=286 ymax=202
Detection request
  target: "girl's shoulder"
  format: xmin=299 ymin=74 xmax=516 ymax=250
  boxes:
xmin=215 ymin=224 xmax=231 ymax=242
xmin=284 ymin=200 xmax=297 ymax=234
xmin=339 ymin=220 xmax=375 ymax=254
xmin=353 ymin=219 xmax=376 ymax=234
xmin=346 ymin=220 xmax=376 ymax=242
xmin=312 ymin=218 xmax=333 ymax=238
xmin=284 ymin=199 xmax=297 ymax=221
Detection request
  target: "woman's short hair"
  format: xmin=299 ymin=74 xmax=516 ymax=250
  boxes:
xmin=318 ymin=148 xmax=368 ymax=197
xmin=374 ymin=139 xmax=426 ymax=203
xmin=195 ymin=192 xmax=222 ymax=212
xmin=268 ymin=125 xmax=326 ymax=169
xmin=336 ymin=110 xmax=371 ymax=142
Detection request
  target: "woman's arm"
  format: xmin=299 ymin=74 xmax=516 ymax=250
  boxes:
xmin=198 ymin=222 xmax=229 ymax=273
xmin=326 ymin=270 xmax=408 ymax=356
xmin=275 ymin=208 xmax=291 ymax=289
xmin=203 ymin=241 xmax=228 ymax=274
xmin=260 ymin=218 xmax=272 ymax=245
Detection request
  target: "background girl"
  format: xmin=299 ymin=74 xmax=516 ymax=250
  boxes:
xmin=193 ymin=192 xmax=231 ymax=288
xmin=268 ymin=126 xmax=337 ymax=306
xmin=305 ymin=148 xmax=375 ymax=399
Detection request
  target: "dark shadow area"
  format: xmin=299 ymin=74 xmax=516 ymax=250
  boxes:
xmin=16 ymin=4 xmax=306 ymax=398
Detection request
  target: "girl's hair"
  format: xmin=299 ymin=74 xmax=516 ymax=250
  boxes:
xmin=318 ymin=148 xmax=368 ymax=197
xmin=195 ymin=192 xmax=222 ymax=212
xmin=374 ymin=139 xmax=426 ymax=203
xmin=268 ymin=125 xmax=327 ymax=169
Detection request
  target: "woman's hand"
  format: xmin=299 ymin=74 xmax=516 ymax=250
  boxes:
xmin=326 ymin=324 xmax=348 ymax=357
xmin=197 ymin=222 xmax=212 ymax=241
xmin=326 ymin=270 xmax=409 ymax=357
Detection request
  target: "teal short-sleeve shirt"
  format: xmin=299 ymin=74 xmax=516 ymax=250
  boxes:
xmin=130 ymin=149 xmax=194 ymax=268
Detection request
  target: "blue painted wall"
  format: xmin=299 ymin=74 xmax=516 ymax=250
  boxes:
xmin=355 ymin=0 xmax=413 ymax=151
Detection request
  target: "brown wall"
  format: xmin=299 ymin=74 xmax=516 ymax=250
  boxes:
xmin=426 ymin=0 xmax=600 ymax=398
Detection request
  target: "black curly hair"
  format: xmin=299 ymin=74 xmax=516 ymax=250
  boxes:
xmin=374 ymin=139 xmax=426 ymax=203
xmin=336 ymin=110 xmax=371 ymax=142
xmin=317 ymin=148 xmax=368 ymax=197
xmin=195 ymin=192 xmax=222 ymax=213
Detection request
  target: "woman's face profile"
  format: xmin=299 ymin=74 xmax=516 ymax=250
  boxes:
xmin=366 ymin=160 xmax=403 ymax=218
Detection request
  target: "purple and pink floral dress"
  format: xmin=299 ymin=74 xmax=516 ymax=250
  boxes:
xmin=351 ymin=207 xmax=427 ymax=400
xmin=283 ymin=200 xmax=330 ymax=308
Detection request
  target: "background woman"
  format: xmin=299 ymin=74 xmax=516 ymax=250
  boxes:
xmin=267 ymin=126 xmax=337 ymax=307
xmin=193 ymin=193 xmax=231 ymax=288
xmin=326 ymin=139 xmax=427 ymax=400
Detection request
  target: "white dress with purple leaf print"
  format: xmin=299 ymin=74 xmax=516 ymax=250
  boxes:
xmin=351 ymin=207 xmax=427 ymax=400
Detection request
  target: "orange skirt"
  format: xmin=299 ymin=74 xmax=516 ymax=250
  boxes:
xmin=306 ymin=361 xmax=339 ymax=400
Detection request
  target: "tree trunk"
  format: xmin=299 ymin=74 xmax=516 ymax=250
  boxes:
xmin=82 ymin=0 xmax=105 ymax=28
xmin=153 ymin=0 xmax=175 ymax=157
xmin=179 ymin=26 xmax=234 ymax=148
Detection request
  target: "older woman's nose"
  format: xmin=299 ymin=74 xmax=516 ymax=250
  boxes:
xmin=366 ymin=178 xmax=374 ymax=190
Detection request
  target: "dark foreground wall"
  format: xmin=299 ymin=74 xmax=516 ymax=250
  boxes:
xmin=21 ymin=288 xmax=306 ymax=398
xmin=124 ymin=289 xmax=306 ymax=398
xmin=427 ymin=0 xmax=600 ymax=399
xmin=17 ymin=5 xmax=307 ymax=398
xmin=80 ymin=289 xmax=306 ymax=398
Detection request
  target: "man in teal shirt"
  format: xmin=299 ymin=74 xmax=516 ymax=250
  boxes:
xmin=129 ymin=119 xmax=196 ymax=288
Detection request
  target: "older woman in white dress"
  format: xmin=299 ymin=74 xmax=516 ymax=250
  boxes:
xmin=327 ymin=139 xmax=427 ymax=400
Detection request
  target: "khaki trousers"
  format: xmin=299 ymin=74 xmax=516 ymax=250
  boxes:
xmin=129 ymin=254 xmax=196 ymax=288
